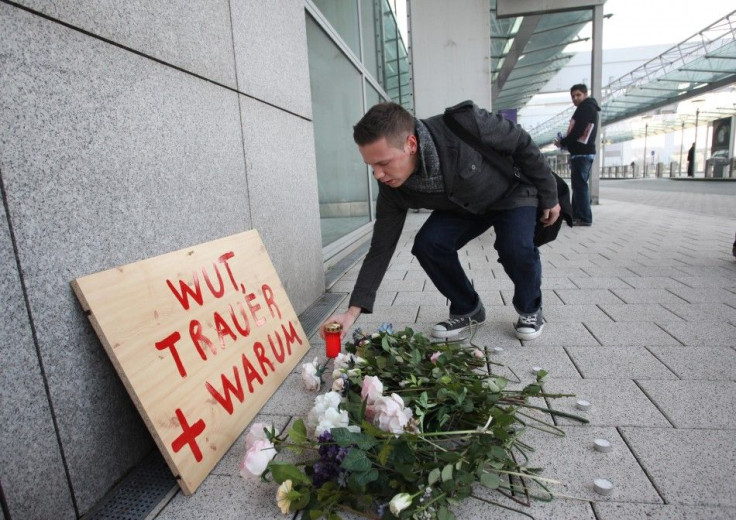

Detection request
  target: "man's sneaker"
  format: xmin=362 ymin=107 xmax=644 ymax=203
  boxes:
xmin=432 ymin=304 xmax=486 ymax=339
xmin=515 ymin=308 xmax=544 ymax=341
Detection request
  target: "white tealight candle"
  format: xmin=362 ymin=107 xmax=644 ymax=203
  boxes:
xmin=532 ymin=366 xmax=543 ymax=375
xmin=594 ymin=478 xmax=614 ymax=495
xmin=576 ymin=399 xmax=591 ymax=411
xmin=594 ymin=438 xmax=612 ymax=453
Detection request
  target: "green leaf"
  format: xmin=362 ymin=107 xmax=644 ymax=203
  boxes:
xmin=441 ymin=463 xmax=453 ymax=482
xmin=437 ymin=506 xmax=455 ymax=520
xmin=331 ymin=428 xmax=379 ymax=450
xmin=309 ymin=510 xmax=323 ymax=520
xmin=428 ymin=467 xmax=441 ymax=486
xmin=288 ymin=418 xmax=307 ymax=445
xmin=341 ymin=449 xmax=372 ymax=472
xmin=480 ymin=472 xmax=502 ymax=489
xmin=268 ymin=461 xmax=310 ymax=485
xmin=353 ymin=468 xmax=379 ymax=487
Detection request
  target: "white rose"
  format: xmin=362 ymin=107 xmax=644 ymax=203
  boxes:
xmin=361 ymin=375 xmax=384 ymax=404
xmin=239 ymin=439 xmax=276 ymax=478
xmin=301 ymin=357 xmax=321 ymax=391
xmin=306 ymin=391 xmax=343 ymax=434
xmin=331 ymin=378 xmax=345 ymax=392
xmin=389 ymin=493 xmax=412 ymax=515
xmin=314 ymin=406 xmax=350 ymax=437
xmin=372 ymin=393 xmax=412 ymax=435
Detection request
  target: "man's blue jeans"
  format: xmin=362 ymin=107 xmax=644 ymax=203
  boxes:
xmin=411 ymin=206 xmax=541 ymax=316
xmin=570 ymin=154 xmax=594 ymax=224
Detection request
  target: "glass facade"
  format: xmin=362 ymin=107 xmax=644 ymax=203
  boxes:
xmin=305 ymin=0 xmax=412 ymax=248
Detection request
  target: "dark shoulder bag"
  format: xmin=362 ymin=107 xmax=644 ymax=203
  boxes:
xmin=442 ymin=113 xmax=572 ymax=247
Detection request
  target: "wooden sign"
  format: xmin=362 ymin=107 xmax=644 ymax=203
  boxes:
xmin=71 ymin=230 xmax=310 ymax=494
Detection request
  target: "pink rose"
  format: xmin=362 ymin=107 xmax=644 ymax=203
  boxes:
xmin=473 ymin=349 xmax=485 ymax=358
xmin=430 ymin=351 xmax=442 ymax=364
xmin=245 ymin=422 xmax=270 ymax=450
xmin=361 ymin=375 xmax=384 ymax=404
xmin=239 ymin=439 xmax=276 ymax=478
xmin=372 ymin=393 xmax=413 ymax=434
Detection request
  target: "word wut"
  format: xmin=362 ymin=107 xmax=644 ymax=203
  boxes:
xmin=155 ymin=251 xmax=303 ymax=463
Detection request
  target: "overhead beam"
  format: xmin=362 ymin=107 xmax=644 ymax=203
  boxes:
xmin=497 ymin=0 xmax=605 ymax=18
xmin=492 ymin=15 xmax=542 ymax=103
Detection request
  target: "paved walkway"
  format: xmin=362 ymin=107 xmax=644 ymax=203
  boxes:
xmin=152 ymin=178 xmax=736 ymax=520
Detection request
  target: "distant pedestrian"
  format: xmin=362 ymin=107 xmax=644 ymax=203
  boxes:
xmin=554 ymin=83 xmax=600 ymax=227
xmin=687 ymin=143 xmax=695 ymax=177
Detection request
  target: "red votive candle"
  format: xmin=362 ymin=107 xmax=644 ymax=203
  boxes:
xmin=324 ymin=322 xmax=342 ymax=358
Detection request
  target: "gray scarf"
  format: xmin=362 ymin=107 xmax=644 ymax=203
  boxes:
xmin=403 ymin=119 xmax=444 ymax=193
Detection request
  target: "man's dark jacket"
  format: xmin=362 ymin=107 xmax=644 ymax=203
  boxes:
xmin=349 ymin=101 xmax=558 ymax=313
xmin=559 ymin=97 xmax=600 ymax=155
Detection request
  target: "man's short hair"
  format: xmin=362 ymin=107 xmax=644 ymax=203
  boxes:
xmin=353 ymin=102 xmax=414 ymax=149
xmin=570 ymin=83 xmax=588 ymax=94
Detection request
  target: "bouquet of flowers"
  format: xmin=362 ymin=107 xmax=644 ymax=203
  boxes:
xmin=240 ymin=325 xmax=586 ymax=519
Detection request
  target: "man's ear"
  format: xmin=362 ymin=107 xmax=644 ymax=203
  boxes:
xmin=406 ymin=134 xmax=418 ymax=154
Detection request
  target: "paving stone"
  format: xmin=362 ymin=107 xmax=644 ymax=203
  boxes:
xmin=671 ymin=276 xmax=736 ymax=289
xmin=375 ymin=279 xmax=426 ymax=293
xmin=518 ymin=322 xmax=599 ymax=346
xmin=580 ymin=267 xmax=641 ymax=278
xmin=636 ymin=380 xmax=736 ymax=429
xmin=569 ymin=277 xmax=633 ymax=289
xmin=486 ymin=345 xmax=581 ymax=383
xmin=259 ymin=373 xmax=314 ymax=417
xmin=661 ymin=303 xmax=736 ymax=323
xmin=594 ymin=503 xmax=736 ymax=520
xmin=597 ymin=304 xmax=683 ymax=322
xmin=554 ymin=289 xmax=626 ymax=305
xmin=618 ymin=277 xmax=688 ymax=289
xmin=666 ymin=287 xmax=736 ymax=305
xmin=609 ymin=288 xmax=689 ymax=305
xmin=453 ymin=494 xmax=596 ymax=519
xmin=471 ymin=277 xmax=515 ymax=290
xmin=351 ymin=305 xmax=419 ymax=324
xmin=656 ymin=322 xmax=736 ymax=347
xmin=516 ymin=426 xmax=662 ymax=504
xmin=625 ymin=266 xmax=692 ymax=277
xmin=542 ymin=379 xmax=671 ymax=427
xmin=542 ymin=305 xmax=613 ymax=322
xmin=417 ymin=304 xmax=517 ymax=323
xmin=566 ymin=347 xmax=677 ymax=379
xmin=620 ymin=427 xmax=736 ymax=507
xmin=484 ymin=289 xmax=525 ymax=306
xmin=393 ymin=291 xmax=448 ymax=306
xmin=541 ymin=277 xmax=580 ymax=289
xmin=540 ymin=267 xmax=591 ymax=278
xmin=584 ymin=322 xmax=681 ymax=346
xmin=647 ymin=346 xmax=736 ymax=380
xmin=499 ymin=289 xmax=566 ymax=306
xmin=154 ymin=473 xmax=280 ymax=519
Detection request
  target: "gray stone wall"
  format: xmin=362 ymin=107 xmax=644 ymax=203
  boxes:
xmin=0 ymin=1 xmax=323 ymax=517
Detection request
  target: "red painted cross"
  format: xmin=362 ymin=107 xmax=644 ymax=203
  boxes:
xmin=171 ymin=408 xmax=206 ymax=462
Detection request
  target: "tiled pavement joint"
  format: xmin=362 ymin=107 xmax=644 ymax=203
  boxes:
xmin=616 ymin=426 xmax=669 ymax=505
xmin=653 ymin=322 xmax=687 ymax=346
xmin=632 ymin=380 xmax=677 ymax=429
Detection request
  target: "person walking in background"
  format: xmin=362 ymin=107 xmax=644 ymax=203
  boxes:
xmin=554 ymin=84 xmax=600 ymax=227
xmin=687 ymin=143 xmax=695 ymax=177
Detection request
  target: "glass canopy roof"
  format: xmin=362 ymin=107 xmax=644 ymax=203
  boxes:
xmin=525 ymin=10 xmax=736 ymax=146
xmin=491 ymin=0 xmax=597 ymax=111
